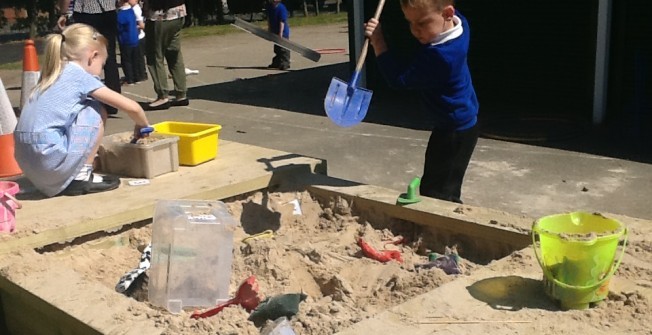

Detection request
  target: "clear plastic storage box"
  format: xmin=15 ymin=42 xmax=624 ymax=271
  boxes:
xmin=149 ymin=200 xmax=237 ymax=314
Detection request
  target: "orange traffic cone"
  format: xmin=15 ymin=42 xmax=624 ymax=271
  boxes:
xmin=20 ymin=39 xmax=40 ymax=110
xmin=0 ymin=77 xmax=21 ymax=178
xmin=0 ymin=133 xmax=22 ymax=178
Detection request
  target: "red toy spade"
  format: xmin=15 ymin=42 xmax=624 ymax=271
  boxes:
xmin=190 ymin=275 xmax=261 ymax=319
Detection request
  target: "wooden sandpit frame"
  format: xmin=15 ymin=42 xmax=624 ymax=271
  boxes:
xmin=1 ymin=141 xmax=648 ymax=334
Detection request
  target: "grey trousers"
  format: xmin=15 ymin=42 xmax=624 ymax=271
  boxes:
xmin=146 ymin=17 xmax=187 ymax=99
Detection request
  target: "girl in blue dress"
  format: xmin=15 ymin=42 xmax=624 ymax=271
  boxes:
xmin=14 ymin=24 xmax=151 ymax=197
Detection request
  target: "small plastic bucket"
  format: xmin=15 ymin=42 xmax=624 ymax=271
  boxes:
xmin=532 ymin=212 xmax=627 ymax=310
xmin=0 ymin=181 xmax=21 ymax=233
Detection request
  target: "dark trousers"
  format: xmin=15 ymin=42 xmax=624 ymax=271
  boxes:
xmin=120 ymin=44 xmax=138 ymax=84
xmin=420 ymin=125 xmax=479 ymax=204
xmin=135 ymin=38 xmax=148 ymax=82
xmin=73 ymin=11 xmax=120 ymax=114
xmin=272 ymin=44 xmax=290 ymax=66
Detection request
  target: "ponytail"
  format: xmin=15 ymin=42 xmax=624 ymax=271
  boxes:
xmin=34 ymin=33 xmax=65 ymax=95
xmin=33 ymin=24 xmax=108 ymax=96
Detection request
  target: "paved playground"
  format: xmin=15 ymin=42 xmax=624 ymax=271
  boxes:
xmin=1 ymin=22 xmax=650 ymax=221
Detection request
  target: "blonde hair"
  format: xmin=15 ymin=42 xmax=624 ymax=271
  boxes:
xmin=35 ymin=23 xmax=108 ymax=94
xmin=400 ymin=0 xmax=454 ymax=11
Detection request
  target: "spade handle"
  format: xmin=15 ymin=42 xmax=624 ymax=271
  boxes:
xmin=352 ymin=0 xmax=386 ymax=84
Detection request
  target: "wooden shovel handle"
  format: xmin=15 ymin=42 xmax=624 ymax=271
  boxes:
xmin=354 ymin=0 xmax=386 ymax=75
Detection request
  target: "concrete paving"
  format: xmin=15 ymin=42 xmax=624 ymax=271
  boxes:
xmin=1 ymin=22 xmax=650 ymax=221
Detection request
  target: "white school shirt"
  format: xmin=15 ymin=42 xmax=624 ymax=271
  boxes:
xmin=133 ymin=3 xmax=146 ymax=40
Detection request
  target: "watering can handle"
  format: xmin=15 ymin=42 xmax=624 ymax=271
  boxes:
xmin=531 ymin=223 xmax=628 ymax=291
xmin=352 ymin=0 xmax=386 ymax=86
xmin=1 ymin=191 xmax=21 ymax=209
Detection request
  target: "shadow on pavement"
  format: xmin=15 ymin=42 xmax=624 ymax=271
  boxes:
xmin=188 ymin=62 xmax=432 ymax=130
xmin=188 ymin=62 xmax=652 ymax=165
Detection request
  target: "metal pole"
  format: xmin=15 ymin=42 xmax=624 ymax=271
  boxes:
xmin=593 ymin=0 xmax=612 ymax=125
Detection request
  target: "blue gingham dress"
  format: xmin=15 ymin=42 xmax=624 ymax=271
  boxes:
xmin=14 ymin=62 xmax=105 ymax=197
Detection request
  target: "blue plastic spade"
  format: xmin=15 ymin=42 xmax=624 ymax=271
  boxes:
xmin=324 ymin=0 xmax=385 ymax=128
xmin=130 ymin=126 xmax=154 ymax=144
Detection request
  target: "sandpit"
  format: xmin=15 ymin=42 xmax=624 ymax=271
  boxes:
xmin=1 ymin=189 xmax=650 ymax=334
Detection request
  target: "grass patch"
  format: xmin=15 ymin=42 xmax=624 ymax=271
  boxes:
xmin=0 ymin=61 xmax=22 ymax=71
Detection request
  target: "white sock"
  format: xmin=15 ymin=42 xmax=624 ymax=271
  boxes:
xmin=92 ymin=174 xmax=104 ymax=183
xmin=74 ymin=164 xmax=93 ymax=181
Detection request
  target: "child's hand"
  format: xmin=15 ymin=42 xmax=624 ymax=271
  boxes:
xmin=364 ymin=18 xmax=382 ymax=40
xmin=365 ymin=18 xmax=387 ymax=54
xmin=134 ymin=125 xmax=153 ymax=140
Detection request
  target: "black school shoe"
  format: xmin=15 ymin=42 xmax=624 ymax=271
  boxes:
xmin=60 ymin=174 xmax=121 ymax=196
xmin=171 ymin=98 xmax=189 ymax=107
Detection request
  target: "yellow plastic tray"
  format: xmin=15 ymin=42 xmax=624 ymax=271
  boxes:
xmin=153 ymin=121 xmax=222 ymax=166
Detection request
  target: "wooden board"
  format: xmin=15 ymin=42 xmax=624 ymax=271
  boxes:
xmin=0 ymin=140 xmax=325 ymax=254
xmin=304 ymin=173 xmax=534 ymax=254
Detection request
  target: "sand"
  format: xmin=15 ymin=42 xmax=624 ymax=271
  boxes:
xmin=1 ymin=190 xmax=650 ymax=334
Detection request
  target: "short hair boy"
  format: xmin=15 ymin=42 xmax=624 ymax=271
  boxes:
xmin=267 ymin=0 xmax=291 ymax=70
xmin=365 ymin=0 xmax=479 ymax=203
xmin=117 ymin=0 xmax=140 ymax=85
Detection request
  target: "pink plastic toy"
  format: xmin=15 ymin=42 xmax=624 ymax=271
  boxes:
xmin=0 ymin=181 xmax=21 ymax=233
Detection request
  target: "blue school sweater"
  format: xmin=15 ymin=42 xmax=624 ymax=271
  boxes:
xmin=267 ymin=2 xmax=290 ymax=38
xmin=117 ymin=5 xmax=139 ymax=47
xmin=376 ymin=12 xmax=478 ymax=131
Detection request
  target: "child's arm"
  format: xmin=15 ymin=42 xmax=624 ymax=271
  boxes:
xmin=278 ymin=22 xmax=285 ymax=37
xmin=90 ymin=87 xmax=150 ymax=133
xmin=365 ymin=18 xmax=388 ymax=55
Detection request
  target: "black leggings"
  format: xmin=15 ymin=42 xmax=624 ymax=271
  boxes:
xmin=420 ymin=125 xmax=479 ymax=204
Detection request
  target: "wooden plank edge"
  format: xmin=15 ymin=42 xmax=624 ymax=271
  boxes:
xmin=0 ymin=164 xmax=323 ymax=255
xmin=303 ymin=174 xmax=532 ymax=248
xmin=0 ymin=275 xmax=102 ymax=335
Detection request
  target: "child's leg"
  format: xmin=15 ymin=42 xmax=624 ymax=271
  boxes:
xmin=85 ymin=118 xmax=105 ymax=165
xmin=136 ymin=38 xmax=148 ymax=82
xmin=122 ymin=45 xmax=136 ymax=84
xmin=278 ymin=46 xmax=291 ymax=70
xmin=61 ymin=109 xmax=120 ymax=196
xmin=271 ymin=45 xmax=283 ymax=67
xmin=420 ymin=125 xmax=478 ymax=203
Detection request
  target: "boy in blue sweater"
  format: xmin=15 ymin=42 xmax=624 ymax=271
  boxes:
xmin=365 ymin=0 xmax=479 ymax=204
xmin=267 ymin=0 xmax=291 ymax=70
xmin=117 ymin=0 xmax=140 ymax=85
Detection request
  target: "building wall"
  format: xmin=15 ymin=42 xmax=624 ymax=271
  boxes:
xmin=357 ymin=1 xmax=602 ymax=123
xmin=608 ymin=0 xmax=652 ymax=136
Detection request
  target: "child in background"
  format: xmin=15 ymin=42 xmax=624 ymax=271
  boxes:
xmin=266 ymin=0 xmax=291 ymax=70
xmin=132 ymin=0 xmax=148 ymax=82
xmin=364 ymin=0 xmax=479 ymax=204
xmin=14 ymin=24 xmax=151 ymax=197
xmin=117 ymin=0 xmax=140 ymax=85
